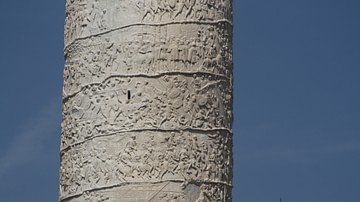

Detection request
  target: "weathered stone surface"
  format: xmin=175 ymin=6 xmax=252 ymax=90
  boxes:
xmin=64 ymin=0 xmax=232 ymax=45
xmin=63 ymin=23 xmax=232 ymax=96
xmin=60 ymin=0 xmax=233 ymax=201
xmin=60 ymin=131 xmax=232 ymax=201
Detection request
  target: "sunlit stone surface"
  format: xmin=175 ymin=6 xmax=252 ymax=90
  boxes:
xmin=60 ymin=0 xmax=233 ymax=201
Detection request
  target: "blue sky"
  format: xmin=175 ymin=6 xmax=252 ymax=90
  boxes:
xmin=0 ymin=0 xmax=359 ymax=201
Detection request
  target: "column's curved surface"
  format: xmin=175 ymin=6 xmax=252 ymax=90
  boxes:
xmin=60 ymin=0 xmax=233 ymax=201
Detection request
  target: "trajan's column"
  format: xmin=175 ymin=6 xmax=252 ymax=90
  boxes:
xmin=60 ymin=0 xmax=233 ymax=201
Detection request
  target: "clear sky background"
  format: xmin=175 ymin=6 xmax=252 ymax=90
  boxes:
xmin=0 ymin=0 xmax=359 ymax=201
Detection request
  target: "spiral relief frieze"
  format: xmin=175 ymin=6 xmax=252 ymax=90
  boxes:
xmin=61 ymin=0 xmax=233 ymax=201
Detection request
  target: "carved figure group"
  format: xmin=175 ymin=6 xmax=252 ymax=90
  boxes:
xmin=61 ymin=75 xmax=231 ymax=149
xmin=63 ymin=24 xmax=232 ymax=96
xmin=60 ymin=131 xmax=232 ymax=199
xmin=137 ymin=0 xmax=232 ymax=22
xmin=64 ymin=0 xmax=88 ymax=43
xmin=64 ymin=0 xmax=232 ymax=47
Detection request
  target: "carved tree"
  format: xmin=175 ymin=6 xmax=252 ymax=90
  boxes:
xmin=60 ymin=0 xmax=233 ymax=201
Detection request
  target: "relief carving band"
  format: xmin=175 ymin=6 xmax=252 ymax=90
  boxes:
xmin=61 ymin=75 xmax=232 ymax=149
xmin=60 ymin=0 xmax=233 ymax=201
xmin=60 ymin=131 xmax=232 ymax=200
xmin=63 ymin=23 xmax=232 ymax=96
xmin=64 ymin=0 xmax=232 ymax=44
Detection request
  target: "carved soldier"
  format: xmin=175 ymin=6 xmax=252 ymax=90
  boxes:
xmin=125 ymin=134 xmax=137 ymax=155
xmin=173 ymin=0 xmax=187 ymax=19
xmin=185 ymin=0 xmax=197 ymax=17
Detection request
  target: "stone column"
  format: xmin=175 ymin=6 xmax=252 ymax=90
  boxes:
xmin=60 ymin=0 xmax=233 ymax=201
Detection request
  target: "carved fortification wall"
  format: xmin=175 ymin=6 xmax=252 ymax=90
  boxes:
xmin=60 ymin=0 xmax=233 ymax=201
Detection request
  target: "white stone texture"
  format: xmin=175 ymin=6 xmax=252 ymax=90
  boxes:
xmin=61 ymin=0 xmax=233 ymax=201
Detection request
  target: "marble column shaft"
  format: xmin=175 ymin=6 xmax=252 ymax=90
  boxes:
xmin=60 ymin=0 xmax=233 ymax=201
